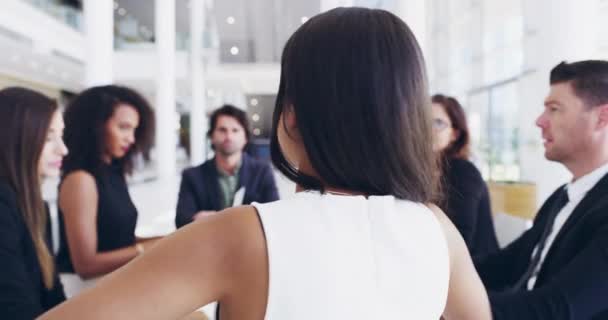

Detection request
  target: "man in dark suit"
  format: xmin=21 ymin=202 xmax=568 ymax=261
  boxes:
xmin=475 ymin=60 xmax=608 ymax=319
xmin=175 ymin=105 xmax=279 ymax=228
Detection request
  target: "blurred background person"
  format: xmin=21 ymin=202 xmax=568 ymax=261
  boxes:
xmin=56 ymin=85 xmax=155 ymax=296
xmin=175 ymin=104 xmax=279 ymax=228
xmin=432 ymin=93 xmax=499 ymax=257
xmin=0 ymin=87 xmax=68 ymax=318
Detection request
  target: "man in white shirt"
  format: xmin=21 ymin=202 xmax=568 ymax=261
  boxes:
xmin=475 ymin=60 xmax=608 ymax=320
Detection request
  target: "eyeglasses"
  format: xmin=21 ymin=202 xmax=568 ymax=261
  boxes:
xmin=432 ymin=118 xmax=450 ymax=131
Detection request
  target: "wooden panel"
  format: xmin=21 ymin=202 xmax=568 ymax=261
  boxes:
xmin=488 ymin=181 xmax=537 ymax=220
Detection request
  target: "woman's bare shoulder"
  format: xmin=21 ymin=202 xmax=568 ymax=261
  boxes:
xmin=60 ymin=170 xmax=96 ymax=191
xmin=174 ymin=205 xmax=268 ymax=275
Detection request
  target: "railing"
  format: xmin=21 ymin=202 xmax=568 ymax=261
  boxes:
xmin=115 ymin=28 xmax=220 ymax=52
xmin=22 ymin=0 xmax=82 ymax=31
xmin=114 ymin=8 xmax=219 ymax=51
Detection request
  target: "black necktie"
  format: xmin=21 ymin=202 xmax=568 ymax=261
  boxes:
xmin=511 ymin=187 xmax=569 ymax=291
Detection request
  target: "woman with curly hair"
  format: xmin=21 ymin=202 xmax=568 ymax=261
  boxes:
xmin=56 ymin=85 xmax=155 ymax=285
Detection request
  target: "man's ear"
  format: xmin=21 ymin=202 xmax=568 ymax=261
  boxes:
xmin=596 ymin=104 xmax=608 ymax=129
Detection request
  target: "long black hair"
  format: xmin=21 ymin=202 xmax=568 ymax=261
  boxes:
xmin=270 ymin=7 xmax=438 ymax=202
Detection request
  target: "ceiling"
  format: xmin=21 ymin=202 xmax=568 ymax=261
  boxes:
xmin=116 ymin=0 xmax=321 ymax=63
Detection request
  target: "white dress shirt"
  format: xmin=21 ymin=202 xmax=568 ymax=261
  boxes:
xmin=527 ymin=161 xmax=608 ymax=289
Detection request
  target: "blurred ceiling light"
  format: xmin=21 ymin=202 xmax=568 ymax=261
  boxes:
xmin=114 ymin=1 xmax=119 ymax=10
xmin=226 ymin=16 xmax=236 ymax=24
xmin=230 ymin=46 xmax=239 ymax=55
xmin=250 ymin=98 xmax=258 ymax=106
xmin=118 ymin=7 xmax=126 ymax=16
xmin=253 ymin=128 xmax=261 ymax=136
xmin=301 ymin=16 xmax=309 ymax=23
xmin=252 ymin=113 xmax=260 ymax=122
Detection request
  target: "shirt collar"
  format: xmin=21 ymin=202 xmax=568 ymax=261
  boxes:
xmin=566 ymin=161 xmax=608 ymax=202
xmin=216 ymin=159 xmax=242 ymax=177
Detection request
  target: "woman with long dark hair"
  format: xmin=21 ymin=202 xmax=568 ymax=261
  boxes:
xmin=0 ymin=87 xmax=68 ymax=318
xmin=56 ymin=85 xmax=155 ymax=287
xmin=431 ymin=94 xmax=499 ymax=257
xmin=42 ymin=8 xmax=490 ymax=320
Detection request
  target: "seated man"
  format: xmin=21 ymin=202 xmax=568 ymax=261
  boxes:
xmin=175 ymin=105 xmax=279 ymax=228
xmin=475 ymin=60 xmax=608 ymax=319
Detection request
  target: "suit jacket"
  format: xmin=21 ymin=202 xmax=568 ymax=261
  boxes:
xmin=0 ymin=180 xmax=65 ymax=319
xmin=475 ymin=173 xmax=608 ymax=320
xmin=175 ymin=154 xmax=279 ymax=228
xmin=442 ymin=158 xmax=499 ymax=257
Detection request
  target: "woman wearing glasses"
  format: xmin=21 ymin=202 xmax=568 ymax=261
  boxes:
xmin=431 ymin=94 xmax=499 ymax=257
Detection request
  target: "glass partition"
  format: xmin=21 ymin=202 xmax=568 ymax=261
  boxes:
xmin=468 ymin=78 xmax=521 ymax=182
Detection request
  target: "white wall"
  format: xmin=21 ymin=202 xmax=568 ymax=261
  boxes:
xmin=0 ymin=1 xmax=84 ymax=61
xmin=114 ymin=49 xmax=280 ymax=106
xmin=0 ymin=1 xmax=85 ymax=92
xmin=426 ymin=0 xmax=607 ymax=207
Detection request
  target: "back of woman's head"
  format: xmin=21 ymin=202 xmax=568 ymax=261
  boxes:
xmin=62 ymin=85 xmax=154 ymax=176
xmin=271 ymin=7 xmax=437 ymax=202
xmin=431 ymin=94 xmax=470 ymax=159
xmin=0 ymin=87 xmax=57 ymax=289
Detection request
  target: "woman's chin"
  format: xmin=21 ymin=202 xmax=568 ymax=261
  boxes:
xmin=41 ymin=169 xmax=60 ymax=179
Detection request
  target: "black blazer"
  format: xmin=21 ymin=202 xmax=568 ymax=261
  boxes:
xmin=442 ymin=158 xmax=499 ymax=257
xmin=475 ymin=173 xmax=608 ymax=319
xmin=0 ymin=180 xmax=65 ymax=319
xmin=175 ymin=154 xmax=279 ymax=228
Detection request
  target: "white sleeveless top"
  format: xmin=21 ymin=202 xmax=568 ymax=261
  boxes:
xmin=252 ymin=191 xmax=450 ymax=320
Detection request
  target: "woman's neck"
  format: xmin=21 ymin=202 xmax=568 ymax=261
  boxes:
xmin=102 ymin=154 xmax=112 ymax=164
xmin=296 ymin=184 xmax=366 ymax=197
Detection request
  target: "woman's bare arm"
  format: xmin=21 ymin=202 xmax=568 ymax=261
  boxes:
xmin=59 ymin=171 xmax=139 ymax=278
xmin=428 ymin=204 xmax=492 ymax=320
xmin=40 ymin=205 xmax=268 ymax=320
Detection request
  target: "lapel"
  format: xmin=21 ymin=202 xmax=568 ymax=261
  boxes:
xmin=202 ymin=159 xmax=222 ymax=210
xmin=537 ymin=172 xmax=608 ymax=277
xmin=526 ymin=187 xmax=566 ymax=244
xmin=238 ymin=154 xmax=251 ymax=202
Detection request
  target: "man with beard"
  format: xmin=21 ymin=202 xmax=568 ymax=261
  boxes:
xmin=175 ymin=104 xmax=279 ymax=228
xmin=475 ymin=60 xmax=608 ymax=319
